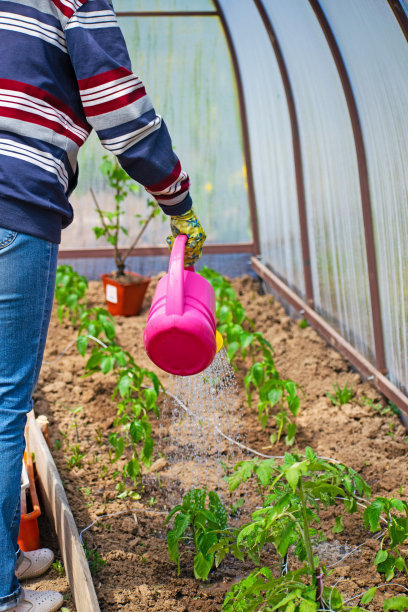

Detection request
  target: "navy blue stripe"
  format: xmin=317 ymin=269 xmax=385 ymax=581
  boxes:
xmin=65 ymin=18 xmax=132 ymax=80
xmin=160 ymin=194 xmax=192 ymax=217
xmin=97 ymin=109 xmax=158 ymax=141
xmin=118 ymin=119 xmax=180 ymax=187
xmin=0 ymin=1 xmax=62 ymax=29
xmin=0 ymin=196 xmax=63 ymax=243
xmin=0 ymin=32 xmax=87 ymax=122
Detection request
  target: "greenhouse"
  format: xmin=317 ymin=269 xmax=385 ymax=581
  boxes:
xmin=2 ymin=0 xmax=408 ymax=611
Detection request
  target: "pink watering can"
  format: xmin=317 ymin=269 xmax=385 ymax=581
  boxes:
xmin=144 ymin=234 xmax=221 ymax=376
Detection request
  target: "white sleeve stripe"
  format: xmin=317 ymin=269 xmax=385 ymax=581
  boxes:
xmin=74 ymin=10 xmax=114 ymax=17
xmin=153 ymin=191 xmax=189 ymax=206
xmin=80 ymin=74 xmax=140 ymax=97
xmin=81 ymin=82 xmax=145 ymax=107
xmin=147 ymin=171 xmax=188 ymax=196
xmin=65 ymin=19 xmax=118 ymax=30
xmin=81 ymin=77 xmax=142 ymax=101
xmin=101 ymin=116 xmax=162 ymax=155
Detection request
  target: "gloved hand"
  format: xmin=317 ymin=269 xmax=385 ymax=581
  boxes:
xmin=166 ymin=208 xmax=206 ymax=267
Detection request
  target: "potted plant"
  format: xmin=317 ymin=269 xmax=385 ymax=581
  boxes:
xmin=91 ymin=155 xmax=164 ymax=316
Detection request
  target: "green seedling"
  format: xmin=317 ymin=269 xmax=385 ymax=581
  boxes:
xmin=364 ymin=496 xmax=408 ymax=581
xmin=327 ymin=383 xmax=354 ymax=406
xmin=83 ymin=542 xmax=106 ymax=574
xmin=66 ymin=444 xmax=85 ymax=470
xmin=245 ymin=351 xmax=301 ymax=445
xmin=165 ymin=488 xmax=229 ymax=581
xmin=115 ymin=482 xmax=140 ymax=501
xmin=217 ymin=448 xmax=371 ymax=611
xmin=69 ymin=406 xmax=82 ymax=444
xmin=298 ymin=318 xmax=309 ymax=329
xmin=108 ymin=364 xmax=162 ymax=491
xmin=387 ymin=421 xmax=395 ymax=437
xmin=55 ymin=265 xmax=88 ymax=327
xmin=362 ymin=396 xmax=389 ymax=414
xmin=94 ymin=427 xmax=104 ymax=446
xmin=199 ymin=266 xmax=272 ymax=364
xmin=362 ymin=396 xmax=400 ymax=418
xmin=51 ymin=560 xmax=65 ymax=577
xmin=229 ymin=497 xmax=244 ymax=517
xmin=80 ymin=486 xmax=95 ymax=508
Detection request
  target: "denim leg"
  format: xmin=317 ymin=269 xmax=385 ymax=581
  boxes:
xmin=0 ymin=227 xmax=58 ymax=610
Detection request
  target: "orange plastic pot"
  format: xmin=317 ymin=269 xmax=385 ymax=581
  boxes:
xmin=18 ymin=451 xmax=41 ymax=552
xmin=101 ymin=271 xmax=150 ymax=316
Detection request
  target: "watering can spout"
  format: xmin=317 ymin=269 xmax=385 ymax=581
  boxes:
xmin=143 ymin=235 xmax=217 ymax=376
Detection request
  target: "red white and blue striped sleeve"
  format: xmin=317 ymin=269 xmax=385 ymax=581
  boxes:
xmin=64 ymin=0 xmax=192 ymax=215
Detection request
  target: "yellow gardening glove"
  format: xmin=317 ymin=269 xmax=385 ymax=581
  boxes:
xmin=166 ymin=208 xmax=206 ymax=267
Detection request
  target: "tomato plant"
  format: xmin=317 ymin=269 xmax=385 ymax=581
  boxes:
xmin=245 ymin=351 xmax=301 ymax=445
xmin=364 ymin=496 xmax=408 ymax=581
xmin=201 ymin=267 xmax=301 ymax=445
xmin=165 ymin=488 xmax=229 ymax=581
xmin=216 ymin=448 xmax=371 ymax=611
xmin=55 ymin=264 xmax=88 ymax=326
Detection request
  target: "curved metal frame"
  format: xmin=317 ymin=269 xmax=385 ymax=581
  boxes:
xmin=212 ymin=0 xmax=261 ymax=255
xmin=386 ymin=0 xmax=408 ymax=41
xmin=308 ymin=0 xmax=386 ymax=374
xmin=252 ymin=0 xmax=314 ymax=305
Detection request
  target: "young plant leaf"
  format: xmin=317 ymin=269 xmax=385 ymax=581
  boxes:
xmin=361 ymin=587 xmax=377 ymax=604
xmin=383 ymin=596 xmax=408 ymax=611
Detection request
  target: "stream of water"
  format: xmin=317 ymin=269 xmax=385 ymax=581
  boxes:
xmin=163 ymin=347 xmax=244 ymax=495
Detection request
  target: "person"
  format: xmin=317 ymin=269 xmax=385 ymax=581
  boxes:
xmin=0 ymin=1 xmax=206 ymax=610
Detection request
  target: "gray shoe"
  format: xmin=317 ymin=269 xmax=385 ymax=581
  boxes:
xmin=12 ymin=589 xmax=63 ymax=612
xmin=16 ymin=549 xmax=55 ymax=581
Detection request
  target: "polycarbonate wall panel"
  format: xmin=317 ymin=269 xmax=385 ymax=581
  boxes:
xmin=218 ymin=0 xmax=304 ymax=295
xmin=262 ymin=0 xmax=374 ymax=361
xmin=62 ymin=15 xmax=249 ymax=251
xmin=113 ymin=0 xmax=214 ymax=11
xmin=400 ymin=0 xmax=408 ymax=16
xmin=321 ymin=0 xmax=408 ymax=392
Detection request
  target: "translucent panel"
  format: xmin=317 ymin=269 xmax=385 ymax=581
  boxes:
xmin=113 ymin=0 xmax=215 ymax=12
xmin=62 ymin=16 xmax=249 ymax=251
xmin=261 ymin=1 xmax=374 ymax=361
xmin=321 ymin=0 xmax=408 ymax=391
xmin=218 ymin=0 xmax=304 ymax=295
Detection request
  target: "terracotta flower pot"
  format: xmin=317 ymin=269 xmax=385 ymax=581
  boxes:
xmin=101 ymin=271 xmax=150 ymax=316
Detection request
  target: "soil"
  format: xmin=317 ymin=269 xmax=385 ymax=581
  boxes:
xmin=33 ymin=273 xmax=408 ymax=611
xmin=103 ymin=271 xmax=150 ymax=284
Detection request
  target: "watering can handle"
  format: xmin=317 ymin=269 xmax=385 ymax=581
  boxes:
xmin=166 ymin=234 xmax=194 ymax=315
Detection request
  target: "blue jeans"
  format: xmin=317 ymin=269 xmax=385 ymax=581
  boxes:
xmin=0 ymin=227 xmax=58 ymax=611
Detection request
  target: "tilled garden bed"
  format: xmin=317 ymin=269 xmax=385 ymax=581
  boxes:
xmin=33 ymin=273 xmax=408 ymax=611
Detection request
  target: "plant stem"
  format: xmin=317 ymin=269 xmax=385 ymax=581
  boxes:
xmin=113 ymin=169 xmax=123 ymax=274
xmin=298 ymin=479 xmax=315 ymax=576
xmin=122 ymin=207 xmax=157 ymax=265
xmin=90 ymin=187 xmax=109 ymax=233
xmin=90 ymin=187 xmax=123 ymax=276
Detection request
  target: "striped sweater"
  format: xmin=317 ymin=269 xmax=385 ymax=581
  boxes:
xmin=0 ymin=0 xmax=192 ymax=243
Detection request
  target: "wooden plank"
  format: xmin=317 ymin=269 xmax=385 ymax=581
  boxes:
xmin=26 ymin=411 xmax=100 ymax=612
